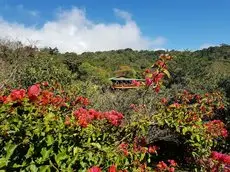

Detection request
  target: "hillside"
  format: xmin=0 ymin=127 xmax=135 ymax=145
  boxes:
xmin=0 ymin=40 xmax=230 ymax=171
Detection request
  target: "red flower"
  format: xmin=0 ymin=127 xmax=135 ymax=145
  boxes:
xmin=28 ymin=84 xmax=41 ymax=101
xmin=168 ymin=160 xmax=177 ymax=167
xmin=40 ymin=90 xmax=53 ymax=105
xmin=74 ymin=108 xmax=91 ymax=127
xmin=154 ymin=85 xmax=160 ymax=93
xmin=156 ymin=161 xmax=168 ymax=170
xmin=153 ymin=73 xmax=164 ymax=83
xmin=75 ymin=96 xmax=89 ymax=106
xmin=148 ymin=146 xmax=157 ymax=154
xmin=0 ymin=95 xmax=7 ymax=103
xmin=78 ymin=116 xmax=89 ymax=128
xmin=88 ymin=166 xmax=101 ymax=172
xmin=211 ymin=151 xmax=230 ymax=165
xmin=221 ymin=129 xmax=228 ymax=138
xmin=145 ymin=78 xmax=152 ymax=86
xmin=145 ymin=69 xmax=151 ymax=73
xmin=156 ymin=60 xmax=166 ymax=69
xmin=52 ymin=95 xmax=65 ymax=107
xmin=104 ymin=110 xmax=124 ymax=126
xmin=108 ymin=165 xmax=117 ymax=172
xmin=89 ymin=109 xmax=102 ymax=119
xmin=205 ymin=120 xmax=228 ymax=138
xmin=219 ymin=154 xmax=230 ymax=165
xmin=119 ymin=142 xmax=129 ymax=156
xmin=74 ymin=108 xmax=123 ymax=127
xmin=169 ymin=167 xmax=175 ymax=172
xmin=42 ymin=81 xmax=49 ymax=86
xmin=7 ymin=89 xmax=26 ymax=102
xmin=211 ymin=151 xmax=223 ymax=160
xmin=132 ymin=80 xmax=141 ymax=87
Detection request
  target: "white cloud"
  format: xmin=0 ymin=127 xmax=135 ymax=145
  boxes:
xmin=113 ymin=8 xmax=132 ymax=21
xmin=0 ymin=7 xmax=167 ymax=53
xmin=200 ymin=43 xmax=215 ymax=49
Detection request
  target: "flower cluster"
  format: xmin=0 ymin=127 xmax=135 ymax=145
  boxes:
xmin=5 ymin=89 xmax=26 ymax=103
xmin=118 ymin=142 xmax=129 ymax=156
xmin=0 ymin=83 xmax=67 ymax=108
xmin=205 ymin=120 xmax=228 ymax=138
xmin=131 ymin=80 xmax=141 ymax=87
xmin=162 ymin=90 xmax=226 ymax=121
xmin=144 ymin=54 xmax=172 ymax=93
xmin=156 ymin=160 xmax=177 ymax=172
xmin=211 ymin=152 xmax=230 ymax=165
xmin=202 ymin=151 xmax=230 ymax=171
xmin=73 ymin=96 xmax=89 ymax=106
xmin=88 ymin=166 xmax=101 ymax=172
xmin=0 ymin=83 xmax=94 ymax=111
xmin=154 ymin=89 xmax=229 ymax=165
xmin=88 ymin=165 xmax=128 ymax=172
xmin=73 ymin=108 xmax=124 ymax=127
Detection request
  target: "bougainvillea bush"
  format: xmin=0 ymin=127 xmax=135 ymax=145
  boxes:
xmin=0 ymin=54 xmax=229 ymax=172
xmin=0 ymin=82 xmax=176 ymax=171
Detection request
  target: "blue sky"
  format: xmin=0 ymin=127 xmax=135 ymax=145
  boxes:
xmin=0 ymin=0 xmax=229 ymax=53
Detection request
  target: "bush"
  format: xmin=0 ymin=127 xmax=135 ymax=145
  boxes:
xmin=15 ymin=52 xmax=73 ymax=88
xmin=0 ymin=54 xmax=229 ymax=171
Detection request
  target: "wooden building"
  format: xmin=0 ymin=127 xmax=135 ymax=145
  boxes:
xmin=109 ymin=77 xmax=145 ymax=89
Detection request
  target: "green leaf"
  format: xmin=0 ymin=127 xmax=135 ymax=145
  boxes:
xmin=196 ymin=135 xmax=201 ymax=142
xmin=41 ymin=148 xmax=52 ymax=162
xmin=46 ymin=135 xmax=54 ymax=146
xmin=29 ymin=164 xmax=38 ymax=172
xmin=73 ymin=147 xmax=81 ymax=156
xmin=182 ymin=127 xmax=188 ymax=135
xmin=163 ymin=69 xmax=170 ymax=78
xmin=54 ymin=150 xmax=68 ymax=167
xmin=139 ymin=153 xmax=145 ymax=161
xmin=5 ymin=142 xmax=18 ymax=160
xmin=39 ymin=165 xmax=51 ymax=172
xmin=90 ymin=143 xmax=102 ymax=150
xmin=25 ymin=144 xmax=34 ymax=159
xmin=0 ymin=158 xmax=7 ymax=168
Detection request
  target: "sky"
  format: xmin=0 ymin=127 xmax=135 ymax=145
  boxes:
xmin=0 ymin=0 xmax=229 ymax=53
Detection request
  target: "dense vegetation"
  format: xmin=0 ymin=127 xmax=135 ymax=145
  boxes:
xmin=0 ymin=39 xmax=230 ymax=171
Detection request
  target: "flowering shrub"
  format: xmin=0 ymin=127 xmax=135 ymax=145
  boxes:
xmin=144 ymin=54 xmax=172 ymax=93
xmin=156 ymin=160 xmax=177 ymax=172
xmin=0 ymin=54 xmax=228 ymax=171
xmin=153 ymin=89 xmax=228 ymax=170
xmin=0 ymin=81 xmax=178 ymax=171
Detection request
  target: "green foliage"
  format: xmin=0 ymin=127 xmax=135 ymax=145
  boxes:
xmin=114 ymin=65 xmax=137 ymax=78
xmin=0 ymin=40 xmax=230 ymax=171
xmin=15 ymin=52 xmax=73 ymax=87
xmin=78 ymin=62 xmax=110 ymax=85
xmin=0 ymin=84 xmax=163 ymax=171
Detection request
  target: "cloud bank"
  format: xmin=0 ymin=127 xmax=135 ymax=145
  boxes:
xmin=0 ymin=7 xmax=166 ymax=53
